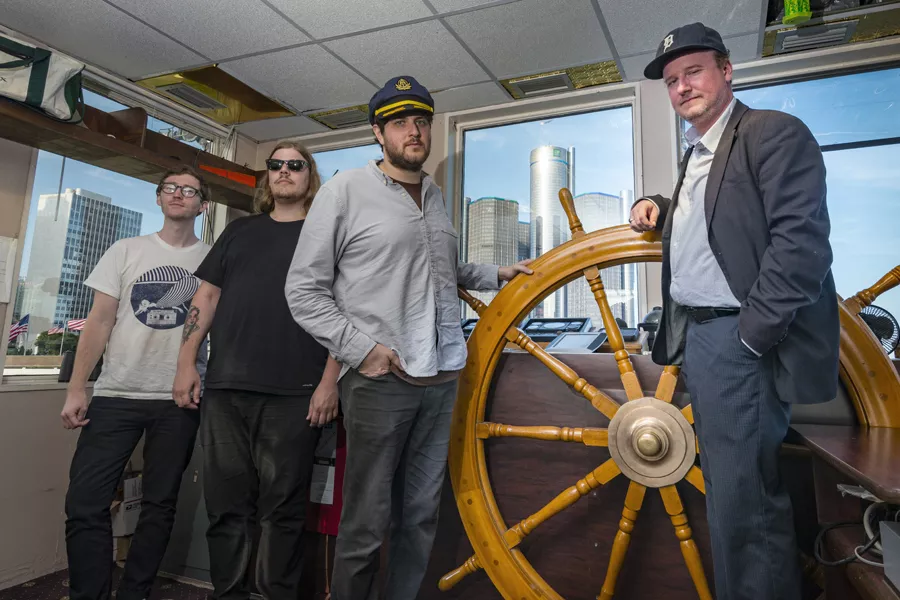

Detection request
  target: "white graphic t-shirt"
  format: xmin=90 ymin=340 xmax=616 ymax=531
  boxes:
xmin=85 ymin=233 xmax=211 ymax=400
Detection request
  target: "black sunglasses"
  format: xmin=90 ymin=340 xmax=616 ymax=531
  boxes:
xmin=266 ymin=158 xmax=309 ymax=172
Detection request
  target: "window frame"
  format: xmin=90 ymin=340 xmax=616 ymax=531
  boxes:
xmin=447 ymin=81 xmax=646 ymax=318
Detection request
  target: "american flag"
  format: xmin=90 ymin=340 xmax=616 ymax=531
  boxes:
xmin=48 ymin=325 xmax=66 ymax=335
xmin=67 ymin=318 xmax=87 ymax=332
xmin=9 ymin=314 xmax=29 ymax=343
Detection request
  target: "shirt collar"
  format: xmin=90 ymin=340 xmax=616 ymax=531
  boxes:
xmin=685 ymin=97 xmax=737 ymax=153
xmin=367 ymin=159 xmax=431 ymax=188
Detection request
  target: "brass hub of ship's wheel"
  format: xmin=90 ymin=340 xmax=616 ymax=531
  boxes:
xmin=439 ymin=188 xmax=900 ymax=600
xmin=608 ymin=397 xmax=695 ymax=488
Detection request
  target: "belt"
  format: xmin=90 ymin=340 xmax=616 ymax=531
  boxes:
xmin=684 ymin=306 xmax=740 ymax=323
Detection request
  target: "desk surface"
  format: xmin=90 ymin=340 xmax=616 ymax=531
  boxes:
xmin=792 ymin=424 xmax=900 ymax=504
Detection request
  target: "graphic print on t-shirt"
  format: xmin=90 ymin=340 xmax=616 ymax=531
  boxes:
xmin=130 ymin=266 xmax=200 ymax=329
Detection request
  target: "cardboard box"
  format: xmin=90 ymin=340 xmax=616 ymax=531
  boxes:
xmin=111 ymin=498 xmax=141 ymax=536
xmin=113 ymin=536 xmax=132 ymax=562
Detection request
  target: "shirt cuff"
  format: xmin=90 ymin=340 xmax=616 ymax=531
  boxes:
xmin=741 ymin=338 xmax=762 ymax=357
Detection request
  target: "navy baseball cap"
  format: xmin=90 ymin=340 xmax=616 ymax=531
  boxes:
xmin=368 ymin=76 xmax=434 ymax=125
xmin=643 ymin=22 xmax=729 ymax=80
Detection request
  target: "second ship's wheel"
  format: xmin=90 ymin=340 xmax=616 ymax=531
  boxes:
xmin=439 ymin=189 xmax=900 ymax=599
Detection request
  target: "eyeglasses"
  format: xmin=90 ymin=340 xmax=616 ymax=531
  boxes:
xmin=159 ymin=183 xmax=202 ymax=198
xmin=266 ymin=159 xmax=309 ymax=172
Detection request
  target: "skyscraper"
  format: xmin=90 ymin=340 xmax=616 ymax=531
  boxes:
xmin=465 ymin=197 xmax=519 ymax=317
xmin=566 ymin=192 xmax=638 ymax=326
xmin=530 ymin=145 xmax=574 ymax=318
xmin=21 ymin=188 xmax=142 ymax=345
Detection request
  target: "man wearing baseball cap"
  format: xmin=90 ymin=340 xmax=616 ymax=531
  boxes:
xmin=285 ymin=75 xmax=533 ymax=599
xmin=630 ymin=22 xmax=838 ymax=600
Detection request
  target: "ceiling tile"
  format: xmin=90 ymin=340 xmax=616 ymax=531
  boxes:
xmin=266 ymin=0 xmax=433 ymax=39
xmin=597 ymin=0 xmax=763 ymax=56
xmin=0 ymin=0 xmax=204 ymax=79
xmin=444 ymin=0 xmax=611 ymax=79
xmin=107 ymin=0 xmax=307 ymax=61
xmin=221 ymin=44 xmax=377 ymax=112
xmin=724 ymin=32 xmax=761 ymax=62
xmin=619 ymin=52 xmax=656 ymax=82
xmin=237 ymin=115 xmax=328 ymax=142
xmin=433 ymin=82 xmax=510 ymax=113
xmin=619 ymin=33 xmax=760 ymax=81
xmin=326 ymin=21 xmax=489 ymax=91
xmin=428 ymin=0 xmax=510 ymax=12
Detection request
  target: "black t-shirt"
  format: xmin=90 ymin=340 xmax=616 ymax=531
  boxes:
xmin=195 ymin=214 xmax=328 ymax=395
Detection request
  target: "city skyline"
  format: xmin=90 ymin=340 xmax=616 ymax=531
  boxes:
xmin=19 ymin=188 xmax=142 ymax=346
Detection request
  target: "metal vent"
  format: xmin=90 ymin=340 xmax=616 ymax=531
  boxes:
xmin=307 ymin=106 xmax=370 ymax=130
xmin=774 ymin=20 xmax=858 ymax=54
xmin=157 ymin=83 xmax=227 ymax=111
xmin=505 ymin=72 xmax=574 ymax=98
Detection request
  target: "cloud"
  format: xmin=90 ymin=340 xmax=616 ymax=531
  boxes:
xmin=84 ymin=168 xmax=136 ymax=187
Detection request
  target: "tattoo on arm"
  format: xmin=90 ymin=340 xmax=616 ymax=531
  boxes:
xmin=182 ymin=306 xmax=200 ymax=345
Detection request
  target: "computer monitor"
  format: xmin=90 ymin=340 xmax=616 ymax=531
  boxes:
xmin=544 ymin=331 xmax=609 ymax=353
xmin=461 ymin=318 xmax=479 ymax=339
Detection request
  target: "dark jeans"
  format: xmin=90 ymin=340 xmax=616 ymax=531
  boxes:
xmin=65 ymin=397 xmax=200 ymax=600
xmin=200 ymin=388 xmax=320 ymax=600
xmin=331 ymin=370 xmax=457 ymax=600
xmin=683 ymin=315 xmax=800 ymax=600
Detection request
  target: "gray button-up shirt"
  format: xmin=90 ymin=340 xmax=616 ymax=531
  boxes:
xmin=669 ymin=98 xmax=741 ymax=309
xmin=285 ymin=160 xmax=499 ymax=379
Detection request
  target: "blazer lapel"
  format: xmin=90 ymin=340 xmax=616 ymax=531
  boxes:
xmin=704 ymin=101 xmax=750 ymax=229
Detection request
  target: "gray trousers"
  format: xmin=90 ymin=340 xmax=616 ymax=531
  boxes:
xmin=683 ymin=315 xmax=801 ymax=600
xmin=332 ymin=370 xmax=457 ymax=600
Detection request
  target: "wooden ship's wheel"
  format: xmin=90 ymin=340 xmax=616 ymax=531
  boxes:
xmin=439 ymin=188 xmax=900 ymax=599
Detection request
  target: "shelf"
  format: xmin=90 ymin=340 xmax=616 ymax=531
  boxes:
xmin=0 ymin=97 xmax=255 ymax=212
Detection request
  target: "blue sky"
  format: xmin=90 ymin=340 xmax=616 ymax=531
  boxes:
xmin=462 ymin=107 xmax=635 ymax=224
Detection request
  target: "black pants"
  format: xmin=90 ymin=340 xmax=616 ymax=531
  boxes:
xmin=65 ymin=397 xmax=200 ymax=600
xmin=201 ymin=389 xmax=320 ymax=600
xmin=683 ymin=315 xmax=800 ymax=600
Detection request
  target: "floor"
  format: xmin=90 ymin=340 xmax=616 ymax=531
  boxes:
xmin=0 ymin=568 xmax=210 ymax=600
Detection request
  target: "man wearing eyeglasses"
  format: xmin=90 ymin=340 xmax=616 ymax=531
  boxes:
xmin=62 ymin=166 xmax=211 ymax=600
xmin=285 ymin=76 xmax=533 ymax=600
xmin=174 ymin=141 xmax=340 ymax=599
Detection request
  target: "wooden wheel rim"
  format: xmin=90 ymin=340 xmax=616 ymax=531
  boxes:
xmin=449 ymin=224 xmax=900 ymax=599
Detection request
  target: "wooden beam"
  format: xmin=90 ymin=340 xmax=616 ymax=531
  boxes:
xmin=0 ymin=97 xmax=255 ymax=212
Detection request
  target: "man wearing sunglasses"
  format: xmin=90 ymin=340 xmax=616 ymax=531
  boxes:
xmin=285 ymin=75 xmax=533 ymax=600
xmin=174 ymin=141 xmax=340 ymax=599
xmin=61 ymin=166 xmax=211 ymax=600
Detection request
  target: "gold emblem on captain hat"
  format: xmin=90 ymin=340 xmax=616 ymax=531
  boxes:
xmin=395 ymin=78 xmax=412 ymax=91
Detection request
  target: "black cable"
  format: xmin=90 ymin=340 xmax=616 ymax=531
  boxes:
xmin=813 ymin=521 xmax=882 ymax=567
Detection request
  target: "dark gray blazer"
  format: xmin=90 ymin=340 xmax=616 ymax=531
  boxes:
xmin=646 ymin=100 xmax=840 ymax=405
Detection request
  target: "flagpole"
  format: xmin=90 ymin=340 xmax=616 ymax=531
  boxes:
xmin=58 ymin=322 xmax=68 ymax=356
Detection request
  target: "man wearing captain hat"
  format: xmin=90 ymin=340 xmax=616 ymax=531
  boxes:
xmin=630 ymin=22 xmax=838 ymax=600
xmin=285 ymin=75 xmax=533 ymax=599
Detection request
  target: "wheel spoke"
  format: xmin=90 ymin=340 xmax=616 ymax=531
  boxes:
xmin=459 ymin=287 xmax=620 ymax=420
xmin=684 ymin=465 xmax=706 ymax=495
xmin=439 ymin=458 xmax=622 ymax=590
xmin=558 ymin=188 xmax=643 ymax=401
xmin=682 ymin=404 xmax=694 ymax=424
xmin=598 ymin=482 xmax=646 ymax=600
xmin=476 ymin=422 xmax=608 ymax=447
xmin=655 ymin=365 xmax=680 ymax=403
xmin=658 ymin=486 xmax=713 ymax=600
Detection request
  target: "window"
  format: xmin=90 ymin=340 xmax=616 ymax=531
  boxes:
xmin=461 ymin=107 xmax=638 ymax=327
xmin=732 ymin=66 xmax=900 ymax=323
xmin=313 ymin=143 xmax=381 ymax=184
xmin=6 ymin=152 xmax=207 ymax=377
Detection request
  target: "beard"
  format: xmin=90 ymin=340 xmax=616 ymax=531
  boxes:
xmin=270 ymin=179 xmax=305 ymax=205
xmin=384 ymin=139 xmax=429 ymax=171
